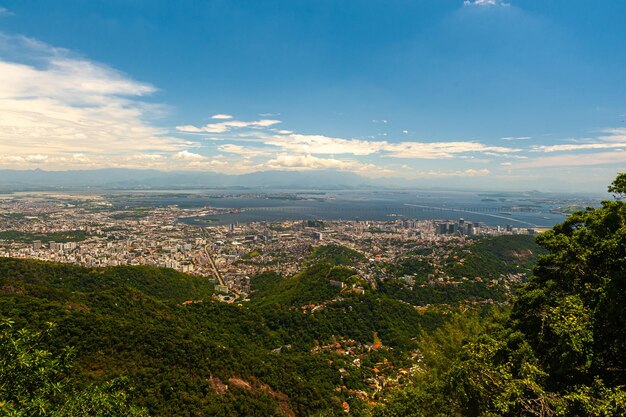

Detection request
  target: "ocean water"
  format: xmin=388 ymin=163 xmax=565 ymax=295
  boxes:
xmin=107 ymin=189 xmax=570 ymax=228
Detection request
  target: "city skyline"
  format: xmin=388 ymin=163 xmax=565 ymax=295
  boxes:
xmin=1 ymin=0 xmax=625 ymax=191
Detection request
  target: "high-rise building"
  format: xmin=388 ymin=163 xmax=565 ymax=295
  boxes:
xmin=49 ymin=241 xmax=64 ymax=251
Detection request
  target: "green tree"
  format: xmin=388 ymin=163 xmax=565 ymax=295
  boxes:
xmin=607 ymin=172 xmax=626 ymax=199
xmin=513 ymin=173 xmax=626 ymax=383
xmin=0 ymin=319 xmax=147 ymax=416
xmin=376 ymin=173 xmax=626 ymax=417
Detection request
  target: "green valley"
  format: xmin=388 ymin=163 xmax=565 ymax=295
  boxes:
xmin=1 ymin=174 xmax=625 ymax=416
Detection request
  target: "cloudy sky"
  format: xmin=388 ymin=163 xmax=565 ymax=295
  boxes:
xmin=0 ymin=0 xmax=625 ymax=191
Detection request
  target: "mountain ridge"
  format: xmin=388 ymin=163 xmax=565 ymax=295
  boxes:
xmin=0 ymin=168 xmax=375 ymax=189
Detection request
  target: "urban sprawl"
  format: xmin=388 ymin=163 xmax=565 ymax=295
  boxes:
xmin=0 ymin=195 xmax=541 ymax=303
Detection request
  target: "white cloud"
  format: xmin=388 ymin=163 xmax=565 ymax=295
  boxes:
xmin=265 ymin=134 xmax=385 ymax=156
xmin=483 ymin=152 xmax=527 ymax=159
xmin=502 ymin=128 xmax=626 ymax=170
xmin=514 ymin=151 xmax=626 ymax=169
xmin=501 ymin=136 xmax=531 ymax=141
xmin=464 ymin=0 xmax=510 ymax=6
xmin=172 ymin=150 xmax=205 ymax=160
xmin=531 ymin=129 xmax=626 ymax=153
xmin=176 ymin=118 xmax=281 ymax=134
xmin=260 ymin=133 xmax=519 ymax=159
xmin=411 ymin=168 xmax=491 ymax=178
xmin=218 ymin=144 xmax=271 ymax=157
xmin=127 ymin=154 xmax=165 ymax=161
xmin=12 ymin=33 xmax=625 ymax=183
xmin=460 ymin=168 xmax=491 ymax=176
xmin=0 ymin=154 xmax=47 ymax=164
xmin=176 ymin=113 xmax=524 ymax=167
xmin=532 ymin=142 xmax=626 ymax=153
xmin=262 ymin=153 xmax=378 ymax=173
xmin=598 ymin=128 xmax=626 ymax=142
xmin=71 ymin=153 xmax=88 ymax=162
xmin=0 ymin=34 xmax=192 ymax=169
xmin=383 ymin=141 xmax=519 ymax=159
xmin=25 ymin=154 xmax=49 ymax=162
xmin=0 ymin=6 xmax=13 ymax=16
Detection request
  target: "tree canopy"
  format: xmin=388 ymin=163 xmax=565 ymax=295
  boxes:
xmin=3 ymin=174 xmax=625 ymax=416
xmin=0 ymin=319 xmax=148 ymax=416
xmin=376 ymin=173 xmax=626 ymax=417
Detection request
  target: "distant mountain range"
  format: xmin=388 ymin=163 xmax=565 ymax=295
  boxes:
xmin=0 ymin=168 xmax=378 ymax=190
xmin=0 ymin=168 xmax=603 ymax=194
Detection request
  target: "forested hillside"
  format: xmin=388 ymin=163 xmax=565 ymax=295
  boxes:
xmin=374 ymin=174 xmax=626 ymax=417
xmin=0 ymin=255 xmax=441 ymax=416
xmin=1 ymin=174 xmax=624 ymax=416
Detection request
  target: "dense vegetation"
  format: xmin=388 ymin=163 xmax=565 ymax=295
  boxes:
xmin=0 ymin=230 xmax=87 ymax=243
xmin=379 ymin=235 xmax=543 ymax=307
xmin=0 ymin=260 xmax=215 ymax=301
xmin=374 ymin=174 xmax=626 ymax=416
xmin=445 ymin=234 xmax=542 ymax=279
xmin=0 ymin=319 xmax=148 ymax=416
xmin=307 ymin=244 xmax=365 ymax=266
xmin=0 ymin=256 xmax=435 ymax=415
xmin=2 ymin=174 xmax=624 ymax=416
xmin=378 ymin=278 xmax=507 ymax=306
xmin=388 ymin=234 xmax=543 ymax=281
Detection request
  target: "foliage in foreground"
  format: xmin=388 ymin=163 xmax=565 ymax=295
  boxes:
xmin=0 ymin=319 xmax=147 ymax=416
xmin=375 ymin=173 xmax=626 ymax=417
xmin=1 ymin=255 xmax=438 ymax=416
xmin=2 ymin=174 xmax=625 ymax=416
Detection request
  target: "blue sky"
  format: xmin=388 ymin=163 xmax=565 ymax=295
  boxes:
xmin=0 ymin=0 xmax=625 ymax=191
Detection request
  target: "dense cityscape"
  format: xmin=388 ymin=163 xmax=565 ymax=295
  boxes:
xmin=0 ymin=194 xmax=541 ymax=302
xmin=2 ymin=1 xmax=624 ymax=415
